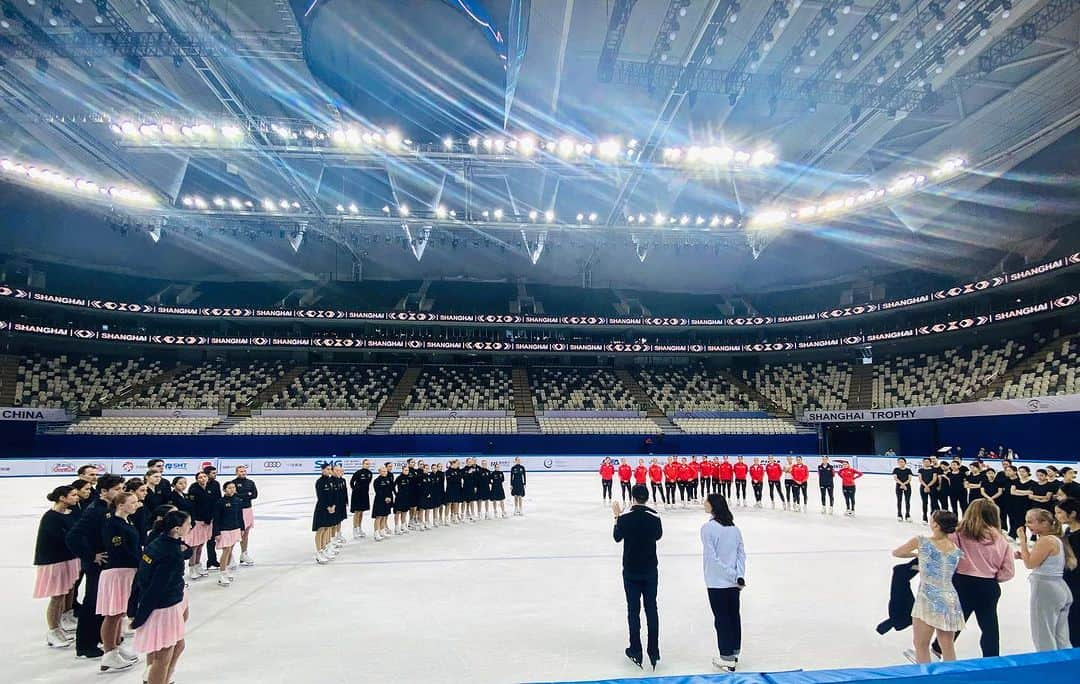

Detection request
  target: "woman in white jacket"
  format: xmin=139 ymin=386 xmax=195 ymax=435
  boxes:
xmin=701 ymin=493 xmax=746 ymax=672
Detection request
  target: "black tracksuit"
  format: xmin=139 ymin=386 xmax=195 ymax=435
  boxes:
xmin=64 ymin=499 xmax=109 ymax=654
xmin=204 ymin=479 xmax=222 ymax=566
xmin=186 ymin=484 xmax=214 ymax=525
xmin=228 ymin=477 xmax=258 ymax=512
xmin=510 ymin=464 xmax=526 ymax=497
xmin=212 ymin=495 xmax=245 ymax=541
xmin=817 ymin=464 xmax=835 ymax=507
xmin=101 ymin=515 xmax=142 ymax=571
xmin=130 ymin=535 xmax=187 ymax=630
xmin=613 ymin=505 xmax=663 ymax=661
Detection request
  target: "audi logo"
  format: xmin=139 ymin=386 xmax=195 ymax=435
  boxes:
xmin=263 ymin=461 xmax=282 ymax=468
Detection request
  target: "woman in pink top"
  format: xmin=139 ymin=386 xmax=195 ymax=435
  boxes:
xmin=931 ymin=499 xmax=1015 ymax=659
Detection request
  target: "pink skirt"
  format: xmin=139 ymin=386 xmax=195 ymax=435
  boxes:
xmin=242 ymin=508 xmax=254 ymax=530
xmin=133 ymin=589 xmax=188 ymax=654
xmin=33 ymin=558 xmax=80 ymax=599
xmin=215 ymin=528 xmax=242 ymax=550
xmin=97 ymin=567 xmax=137 ymax=616
xmin=185 ymin=521 xmax=212 ymax=548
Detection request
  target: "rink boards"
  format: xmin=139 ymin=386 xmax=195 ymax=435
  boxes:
xmin=0 ymin=454 xmax=1075 ymax=478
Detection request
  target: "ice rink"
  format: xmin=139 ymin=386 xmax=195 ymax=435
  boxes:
xmin=3 ymin=472 xmax=1044 ymax=684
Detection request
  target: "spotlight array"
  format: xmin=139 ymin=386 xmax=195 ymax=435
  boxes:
xmin=0 ymin=157 xmax=155 ymax=206
xmin=749 ymin=157 xmax=966 ymax=229
xmin=108 ymin=117 xmax=777 ymax=170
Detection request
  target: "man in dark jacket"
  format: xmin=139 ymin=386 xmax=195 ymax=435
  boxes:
xmin=65 ymin=473 xmax=126 ymax=659
xmin=203 ymin=465 xmax=222 ymax=568
xmin=613 ymin=484 xmax=663 ymax=670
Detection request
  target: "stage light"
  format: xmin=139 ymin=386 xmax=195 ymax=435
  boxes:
xmin=653 ymin=212 xmax=665 ymax=225
xmin=628 ymin=215 xmax=636 ymax=224
xmin=331 ymin=128 xmax=347 ymax=145
xmin=588 ymin=212 xmax=598 ymax=222
xmin=723 ymin=215 xmax=734 ymax=226
xmin=195 ymin=124 xmax=215 ymax=138
xmin=349 ymin=204 xmax=359 ymax=214
xmin=750 ymin=209 xmax=787 ymax=228
xmin=518 ymin=135 xmax=537 ymax=156
xmin=482 ymin=210 xmax=490 ymax=218
xmin=182 ymin=196 xmax=194 ymax=207
xmin=440 ymin=136 xmax=452 ymax=149
xmin=709 ymin=216 xmax=720 ymax=227
xmin=528 ymin=210 xmax=538 ymax=221
xmin=482 ymin=138 xmax=493 ymax=151
xmin=161 ymin=123 xmax=179 ymax=138
xmin=346 ymin=128 xmax=361 ymax=145
xmin=468 ymin=137 xmax=478 ymax=148
xmin=229 ymin=197 xmax=243 ymax=210
xmin=221 ymin=125 xmax=243 ymax=140
xmin=750 ymin=149 xmax=775 ymax=167
xmin=679 ymin=214 xmax=690 ymax=225
xmin=576 ymin=213 xmax=584 ymax=222
xmin=733 ymin=151 xmax=751 ymax=164
xmin=139 ymin=124 xmax=159 ymax=137
xmin=695 ymin=216 xmax=705 ymax=225
xmin=544 ymin=210 xmax=554 ymax=222
xmin=399 ymin=204 xmax=409 ymax=216
xmin=494 ymin=208 xmax=504 ymax=220
xmin=120 ymin=121 xmax=137 ymax=136
xmin=194 ymin=196 xmax=208 ymax=209
xmin=382 ymin=205 xmax=390 ymax=213
xmin=213 ymin=197 xmax=225 ymax=207
xmin=436 ymin=205 xmax=448 ymax=218
xmin=597 ymin=138 xmax=620 ymax=159
xmin=450 ymin=210 xmax=457 ymax=218
xmin=494 ymin=139 xmax=506 ymax=153
xmin=279 ymin=199 xmax=290 ymax=209
xmin=637 ymin=213 xmax=646 ymax=223
xmin=336 ymin=204 xmax=345 ymax=212
xmin=557 ymin=137 xmax=575 ymax=157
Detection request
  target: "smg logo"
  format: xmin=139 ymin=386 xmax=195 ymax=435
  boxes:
xmin=314 ymin=459 xmax=342 ymax=471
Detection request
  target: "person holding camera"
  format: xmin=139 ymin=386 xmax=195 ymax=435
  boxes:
xmin=612 ymin=484 xmax=662 ymax=670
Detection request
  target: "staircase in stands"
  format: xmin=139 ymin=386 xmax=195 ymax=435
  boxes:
xmin=717 ymin=368 xmax=792 ymax=418
xmin=847 ymin=362 xmax=874 ymax=409
xmin=0 ymin=354 xmax=18 ymax=406
xmin=367 ymin=365 xmax=422 ymax=434
xmin=202 ymin=416 xmax=247 ymax=435
xmin=968 ymin=332 xmax=1079 ymax=402
xmin=97 ymin=362 xmax=192 ymax=410
xmin=243 ymin=364 xmax=308 ymax=413
xmin=614 ymin=368 xmax=683 ymax=434
xmin=512 ymin=366 xmax=540 ymax=434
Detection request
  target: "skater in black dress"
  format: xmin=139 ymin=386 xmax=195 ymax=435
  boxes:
xmin=312 ymin=464 xmax=337 ymax=564
xmin=490 ymin=463 xmax=507 ymax=518
xmin=434 ymin=463 xmax=447 ymax=526
xmin=393 ymin=466 xmax=413 ymax=535
xmin=371 ymin=466 xmax=394 ymax=541
xmin=419 ymin=465 xmax=437 ymax=529
xmin=446 ymin=460 xmax=464 ymax=523
xmin=510 ymin=457 xmax=527 ymax=516
xmin=463 ymin=458 xmax=479 ymax=522
xmin=476 ymin=460 xmax=493 ymax=520
xmin=350 ymin=460 xmax=373 ymax=540
xmin=408 ymin=459 xmax=423 ymax=530
xmin=332 ymin=465 xmax=349 ymax=545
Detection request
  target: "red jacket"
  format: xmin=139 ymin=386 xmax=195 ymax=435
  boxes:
xmin=664 ymin=463 xmax=679 ymax=481
xmin=749 ymin=464 xmax=765 ymax=482
xmin=792 ymin=463 xmax=810 ymax=484
xmin=719 ymin=462 xmax=734 ymax=481
xmin=600 ymin=463 xmax=615 ymax=480
xmin=838 ymin=467 xmax=864 ymax=487
xmin=679 ymin=464 xmax=694 ymax=482
xmin=649 ymin=464 xmax=663 ymax=482
xmin=765 ymin=463 xmax=782 ymax=482
xmin=634 ymin=465 xmax=647 ymax=484
xmin=618 ymin=464 xmax=632 ymax=481
xmin=689 ymin=461 xmax=700 ymax=477
xmin=700 ymin=461 xmax=714 ymax=478
xmin=734 ymin=462 xmax=748 ymax=480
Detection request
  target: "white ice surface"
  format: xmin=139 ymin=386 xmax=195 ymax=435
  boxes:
xmin=1 ymin=473 xmax=1043 ymax=684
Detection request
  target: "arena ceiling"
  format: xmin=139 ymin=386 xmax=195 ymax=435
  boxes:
xmin=0 ymin=0 xmax=1078 ymax=295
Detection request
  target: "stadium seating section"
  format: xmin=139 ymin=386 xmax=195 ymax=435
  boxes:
xmin=263 ymin=364 xmax=402 ymax=410
xmin=11 ymin=331 xmax=1078 ymax=435
xmin=531 ymin=367 xmax=639 ymax=411
xmin=404 ymin=366 xmax=513 ymax=410
xmin=745 ymin=361 xmax=851 ymax=414
xmin=116 ymin=360 xmax=288 ymax=412
xmin=637 ymin=366 xmax=759 ymax=412
xmin=15 ymin=355 xmax=169 ymax=412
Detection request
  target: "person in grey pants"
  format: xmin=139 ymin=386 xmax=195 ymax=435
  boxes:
xmin=1018 ymin=509 xmax=1076 ymax=651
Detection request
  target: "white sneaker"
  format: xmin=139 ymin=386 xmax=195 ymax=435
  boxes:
xmin=315 ymin=552 xmax=329 ymax=564
xmin=711 ymin=657 xmax=736 ymax=672
xmin=122 ymin=623 xmax=134 ymax=638
xmin=46 ymin=629 xmax=72 ymax=648
xmin=373 ymin=531 xmax=383 ymax=541
xmin=99 ymin=649 xmax=136 ymax=673
xmin=239 ymin=553 xmax=254 ymax=566
xmin=188 ymin=566 xmax=201 ymax=580
xmin=358 ymin=529 xmax=367 ymax=538
xmin=218 ymin=575 xmax=231 ymax=587
xmin=60 ymin=611 xmax=77 ymax=632
xmin=352 ymin=528 xmax=362 ymax=540
xmin=198 ymin=565 xmax=209 ymax=577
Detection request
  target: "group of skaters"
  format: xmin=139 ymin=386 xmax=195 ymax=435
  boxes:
xmin=312 ymin=456 xmax=527 ymax=564
xmin=600 ymin=455 xmax=865 ymax=516
xmin=32 ymin=460 xmax=257 ymax=683
xmin=891 ymin=455 xmax=1080 ymax=533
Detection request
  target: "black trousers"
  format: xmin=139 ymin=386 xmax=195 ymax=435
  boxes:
xmin=768 ymin=481 xmax=785 ymax=502
xmin=1069 ymin=580 xmax=1080 ymax=648
xmin=602 ymin=480 xmax=613 ymax=500
xmin=707 ymin=587 xmax=742 ymax=661
xmin=895 ymin=485 xmax=911 ymax=518
xmin=751 ymin=481 xmax=763 ymax=502
xmin=820 ymin=484 xmax=834 ymax=507
xmin=689 ymin=481 xmax=697 ymax=500
xmin=948 ymin=491 xmax=963 ymax=515
xmin=75 ymin=565 xmax=103 ymax=653
xmin=623 ymin=573 xmax=659 ymax=659
xmin=712 ymin=477 xmax=721 ymax=494
xmin=799 ymin=482 xmax=808 ymax=504
xmin=206 ymin=537 xmax=219 ymax=567
xmin=678 ymin=482 xmax=687 ymax=501
xmin=788 ymin=481 xmax=800 ymax=505
xmin=721 ymin=480 xmax=732 ymax=498
xmin=651 ymin=482 xmax=665 ymax=504
xmin=665 ymin=482 xmax=677 ymax=503
xmin=842 ymin=485 xmax=856 ymax=511
xmin=620 ymin=481 xmax=633 ymax=501
xmin=932 ymin=574 xmax=1001 ymax=657
xmin=920 ymin=487 xmax=934 ymax=521
xmin=735 ymin=480 xmax=747 ymax=499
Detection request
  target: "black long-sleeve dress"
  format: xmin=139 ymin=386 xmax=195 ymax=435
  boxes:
xmin=372 ymin=475 xmax=394 ymax=517
xmin=350 ymin=468 xmax=372 ymax=512
xmin=312 ymin=475 xmax=337 ymax=531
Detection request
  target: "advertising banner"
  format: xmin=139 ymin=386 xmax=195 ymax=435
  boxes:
xmin=802 ymin=394 xmax=1080 ymax=423
xmin=0 ymin=407 xmax=71 ymax=422
xmin=102 ymin=409 xmax=221 ymax=418
xmin=256 ymin=410 xmax=372 ymax=417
